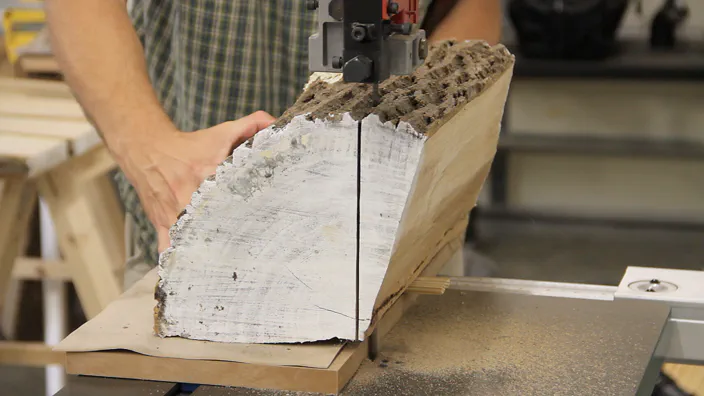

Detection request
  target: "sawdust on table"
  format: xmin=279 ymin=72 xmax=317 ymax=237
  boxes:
xmin=341 ymin=290 xmax=662 ymax=396
xmin=182 ymin=291 xmax=664 ymax=395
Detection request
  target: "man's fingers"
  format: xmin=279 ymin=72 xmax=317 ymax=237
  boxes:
xmin=145 ymin=199 xmax=174 ymax=254
xmin=157 ymin=226 xmax=170 ymax=253
xmin=175 ymin=173 xmax=202 ymax=211
xmin=242 ymin=110 xmax=276 ymax=133
xmin=149 ymin=169 xmax=182 ymax=225
xmin=229 ymin=111 xmax=276 ymax=146
xmin=197 ymin=164 xmax=220 ymax=184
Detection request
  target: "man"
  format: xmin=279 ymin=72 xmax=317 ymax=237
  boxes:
xmin=45 ymin=0 xmax=502 ymax=289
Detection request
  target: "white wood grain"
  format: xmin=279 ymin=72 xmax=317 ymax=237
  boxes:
xmin=157 ymin=113 xmax=425 ymax=344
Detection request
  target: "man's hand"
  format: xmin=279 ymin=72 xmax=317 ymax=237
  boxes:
xmin=116 ymin=111 xmax=276 ymax=252
xmin=45 ymin=1 xmax=276 ymax=254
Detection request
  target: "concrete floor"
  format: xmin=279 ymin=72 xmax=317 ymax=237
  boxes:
xmin=2 ymin=219 xmax=703 ymax=395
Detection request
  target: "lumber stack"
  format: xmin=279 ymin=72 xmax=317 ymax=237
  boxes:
xmin=407 ymin=276 xmax=451 ymax=295
xmin=0 ymin=76 xmax=125 ymax=369
xmin=155 ymin=40 xmax=515 ymax=345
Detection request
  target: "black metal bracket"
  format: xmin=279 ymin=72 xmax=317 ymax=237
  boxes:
xmin=342 ymin=0 xmax=388 ymax=84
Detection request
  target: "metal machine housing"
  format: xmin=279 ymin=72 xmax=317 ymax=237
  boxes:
xmin=308 ymin=0 xmax=426 ymax=82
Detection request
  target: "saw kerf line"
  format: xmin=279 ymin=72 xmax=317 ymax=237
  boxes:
xmin=355 ymin=119 xmax=362 ymax=342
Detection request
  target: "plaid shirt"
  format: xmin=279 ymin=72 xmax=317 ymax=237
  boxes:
xmin=119 ymin=0 xmax=433 ymax=266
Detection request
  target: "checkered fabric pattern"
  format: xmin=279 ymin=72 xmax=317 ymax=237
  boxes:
xmin=118 ymin=0 xmax=434 ymax=267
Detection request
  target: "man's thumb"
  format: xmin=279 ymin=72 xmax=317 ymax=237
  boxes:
xmin=229 ymin=111 xmax=276 ymax=145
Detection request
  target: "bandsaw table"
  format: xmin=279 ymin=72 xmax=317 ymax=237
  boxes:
xmin=53 ymin=267 xmax=704 ymax=396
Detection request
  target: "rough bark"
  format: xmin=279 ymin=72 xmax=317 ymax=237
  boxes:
xmin=276 ymin=40 xmax=513 ymax=134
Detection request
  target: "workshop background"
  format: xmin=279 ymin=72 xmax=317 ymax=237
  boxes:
xmin=0 ymin=0 xmax=703 ymax=395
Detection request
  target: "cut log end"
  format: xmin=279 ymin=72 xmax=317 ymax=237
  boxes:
xmin=275 ymin=40 xmax=515 ymax=135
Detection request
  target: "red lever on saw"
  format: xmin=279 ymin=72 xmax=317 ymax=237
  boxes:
xmin=382 ymin=0 xmax=419 ymax=24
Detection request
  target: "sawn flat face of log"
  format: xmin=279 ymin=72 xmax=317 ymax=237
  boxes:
xmin=155 ymin=40 xmax=515 ymax=344
xmin=156 ymin=114 xmax=425 ymax=343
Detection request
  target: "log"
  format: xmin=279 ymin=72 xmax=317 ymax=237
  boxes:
xmin=155 ymin=40 xmax=515 ymax=344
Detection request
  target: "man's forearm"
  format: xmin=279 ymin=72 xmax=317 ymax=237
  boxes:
xmin=428 ymin=0 xmax=502 ymax=45
xmin=45 ymin=0 xmax=175 ymax=161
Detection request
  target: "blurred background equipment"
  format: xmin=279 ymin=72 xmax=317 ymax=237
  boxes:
xmin=2 ymin=5 xmax=58 ymax=77
xmin=650 ymin=0 xmax=690 ymax=49
xmin=2 ymin=7 xmax=44 ymax=64
xmin=507 ymin=0 xmax=629 ymax=59
xmin=476 ymin=1 xmax=704 ymax=393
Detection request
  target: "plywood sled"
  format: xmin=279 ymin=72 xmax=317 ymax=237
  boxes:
xmin=58 ymin=215 xmax=470 ymax=395
xmin=155 ymin=40 xmax=515 ymax=344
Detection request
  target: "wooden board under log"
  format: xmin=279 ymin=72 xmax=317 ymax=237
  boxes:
xmin=59 ymin=216 xmax=469 ymax=394
xmin=155 ymin=40 xmax=515 ymax=344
